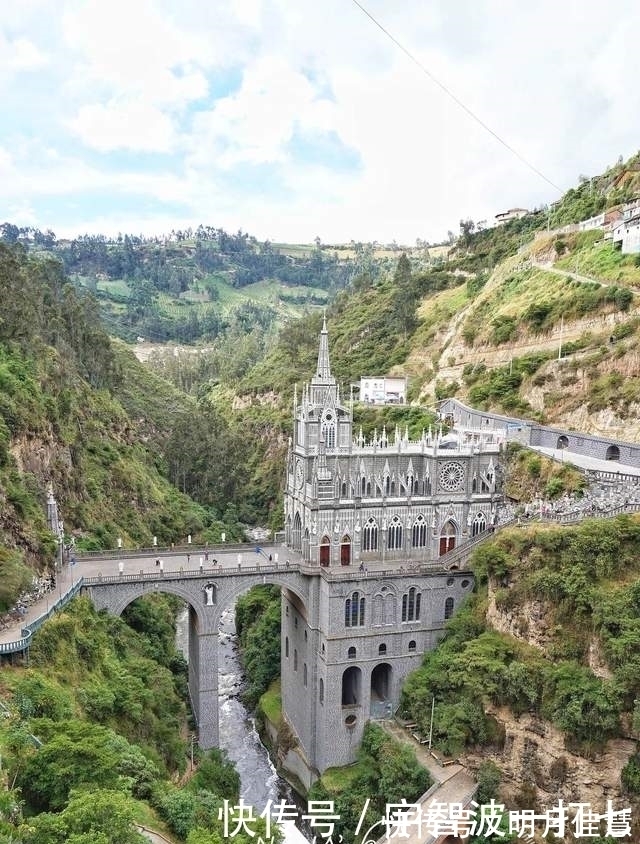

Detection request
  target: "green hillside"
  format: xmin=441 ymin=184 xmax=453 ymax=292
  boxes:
xmin=0 ymin=244 xmax=253 ymax=611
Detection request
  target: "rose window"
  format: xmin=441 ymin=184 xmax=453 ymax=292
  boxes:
xmin=438 ymin=462 xmax=464 ymax=492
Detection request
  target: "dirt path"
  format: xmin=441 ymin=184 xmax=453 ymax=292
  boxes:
xmin=136 ymin=824 xmax=175 ymax=844
xmin=531 ymin=260 xmax=609 ymax=288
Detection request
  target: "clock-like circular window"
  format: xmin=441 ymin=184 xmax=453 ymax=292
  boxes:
xmin=439 ymin=461 xmax=464 ymax=492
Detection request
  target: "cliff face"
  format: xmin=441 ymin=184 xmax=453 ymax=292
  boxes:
xmin=477 ymin=573 xmax=637 ymax=812
xmin=486 ymin=579 xmax=551 ymax=651
xmin=464 ymin=705 xmax=636 ymax=809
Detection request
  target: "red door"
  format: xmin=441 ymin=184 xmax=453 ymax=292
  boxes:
xmin=320 ymin=544 xmax=330 ymax=566
xmin=341 ymin=543 xmax=351 ymax=566
xmin=439 ymin=536 xmax=456 ymax=556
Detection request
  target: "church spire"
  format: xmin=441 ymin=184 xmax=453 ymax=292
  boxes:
xmin=315 ymin=315 xmax=331 ymax=380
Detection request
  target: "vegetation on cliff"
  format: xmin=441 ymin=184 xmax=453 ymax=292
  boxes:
xmin=401 ymin=515 xmax=640 ymax=808
xmin=0 ymin=244 xmax=262 ymax=609
xmin=0 ymin=595 xmax=244 ymax=843
xmin=309 ymin=723 xmax=431 ymax=844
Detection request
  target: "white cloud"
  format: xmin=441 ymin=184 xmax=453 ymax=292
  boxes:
xmin=69 ymin=99 xmax=176 ymax=153
xmin=0 ymin=32 xmax=47 ymax=77
xmin=5 ymin=0 xmax=640 ymax=242
xmin=5 ymin=35 xmax=47 ymax=70
xmin=188 ymin=56 xmax=338 ymax=169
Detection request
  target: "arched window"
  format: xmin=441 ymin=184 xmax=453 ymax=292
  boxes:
xmin=348 ymin=646 xmax=356 ymax=659
xmin=402 ymin=587 xmax=421 ymax=622
xmin=319 ymin=678 xmax=324 ymax=703
xmin=472 ymin=512 xmax=487 ymax=537
xmin=361 ymin=476 xmax=366 ymax=495
xmin=390 ymin=481 xmax=396 ymax=496
xmin=444 ymin=597 xmax=454 ymax=620
xmin=384 ymin=593 xmax=395 ymax=625
xmin=385 ymin=476 xmax=390 ymax=495
xmin=378 ymin=643 xmax=387 ymax=655
xmin=341 ymin=482 xmax=347 ymax=497
xmin=293 ymin=511 xmax=302 ymax=550
xmin=285 ymin=636 xmax=289 ymax=658
xmin=388 ymin=516 xmax=403 ymax=550
xmin=408 ymin=640 xmax=417 ymax=651
xmin=363 ymin=518 xmax=378 ymax=552
xmin=373 ymin=594 xmax=383 ymax=626
xmin=294 ymin=649 xmax=298 ymax=670
xmin=322 ymin=414 xmax=336 ymax=448
xmin=412 ymin=515 xmax=427 ymax=548
xmin=304 ymin=663 xmax=308 ymax=686
xmin=366 ymin=481 xmax=372 ymax=496
xmin=413 ymin=479 xmax=420 ymax=494
xmin=345 ymin=591 xmax=365 ymax=627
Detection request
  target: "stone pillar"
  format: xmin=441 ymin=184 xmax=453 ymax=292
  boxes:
xmin=189 ymin=629 xmax=219 ymax=749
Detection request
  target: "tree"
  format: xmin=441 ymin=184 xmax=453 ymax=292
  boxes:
xmin=21 ymin=789 xmax=145 ymax=844
xmin=459 ymin=218 xmax=476 ymax=245
xmin=18 ymin=721 xmax=133 ymax=811
xmin=391 ymin=253 xmax=418 ymax=338
xmin=188 ymin=748 xmax=240 ymax=801
xmin=0 ymin=223 xmax=20 ymax=243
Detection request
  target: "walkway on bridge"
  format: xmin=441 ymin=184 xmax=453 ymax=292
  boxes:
xmin=529 ymin=445 xmax=640 ymax=477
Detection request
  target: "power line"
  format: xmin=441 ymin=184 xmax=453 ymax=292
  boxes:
xmin=350 ymin=0 xmax=563 ymax=195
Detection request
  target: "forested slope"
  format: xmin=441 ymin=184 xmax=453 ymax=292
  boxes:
xmin=0 ymin=244 xmax=251 ymax=612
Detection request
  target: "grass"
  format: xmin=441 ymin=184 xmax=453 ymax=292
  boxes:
xmin=131 ymin=799 xmax=179 ymax=843
xmin=258 ymin=678 xmax=282 ymax=724
xmin=98 ymin=278 xmax=131 ymax=298
xmin=555 ymin=239 xmax=640 ymax=286
xmin=319 ymin=761 xmax=367 ymax=793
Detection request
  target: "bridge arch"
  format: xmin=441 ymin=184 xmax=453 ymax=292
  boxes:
xmin=215 ymin=575 xmax=309 ymax=620
xmin=606 ymin=444 xmax=620 ymax=461
xmin=105 ymin=582 xmax=210 ymax=630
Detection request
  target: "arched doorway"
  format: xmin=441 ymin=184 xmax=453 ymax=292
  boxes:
xmin=342 ymin=665 xmax=362 ymax=706
xmin=606 ymin=444 xmax=620 ymax=461
xmin=340 ymin=534 xmax=351 ymax=566
xmin=320 ymin=534 xmax=331 ymax=567
xmin=557 ymin=435 xmax=569 ymax=449
xmin=439 ymin=520 xmax=457 ymax=556
xmin=370 ymin=662 xmax=392 ymax=718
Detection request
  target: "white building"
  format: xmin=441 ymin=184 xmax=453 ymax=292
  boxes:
xmin=360 ymin=376 xmax=407 ymax=405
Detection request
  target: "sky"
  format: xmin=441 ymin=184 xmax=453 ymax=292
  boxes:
xmin=2 ymin=0 xmax=640 ymax=245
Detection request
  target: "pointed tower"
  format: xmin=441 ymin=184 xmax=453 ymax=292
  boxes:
xmin=285 ymin=319 xmax=353 ymax=563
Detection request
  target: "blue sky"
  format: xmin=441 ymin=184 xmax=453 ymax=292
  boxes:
xmin=2 ymin=0 xmax=640 ymax=244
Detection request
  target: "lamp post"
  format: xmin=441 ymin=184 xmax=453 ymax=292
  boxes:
xmin=428 ymin=696 xmax=435 ymax=749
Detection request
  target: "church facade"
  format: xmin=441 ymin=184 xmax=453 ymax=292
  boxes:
xmin=279 ymin=321 xmax=504 ymax=775
xmin=284 ymin=319 xmax=502 ymax=567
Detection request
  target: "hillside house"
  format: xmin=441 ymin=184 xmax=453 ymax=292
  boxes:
xmin=611 ymin=214 xmax=640 ymax=254
xmin=494 ymin=208 xmax=528 ymax=225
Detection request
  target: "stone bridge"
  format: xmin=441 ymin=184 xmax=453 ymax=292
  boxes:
xmin=76 ymin=545 xmax=474 ymax=778
xmin=84 ymin=562 xmax=311 ymax=749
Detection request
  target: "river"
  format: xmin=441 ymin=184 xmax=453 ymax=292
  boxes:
xmin=176 ymin=605 xmax=308 ymax=841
